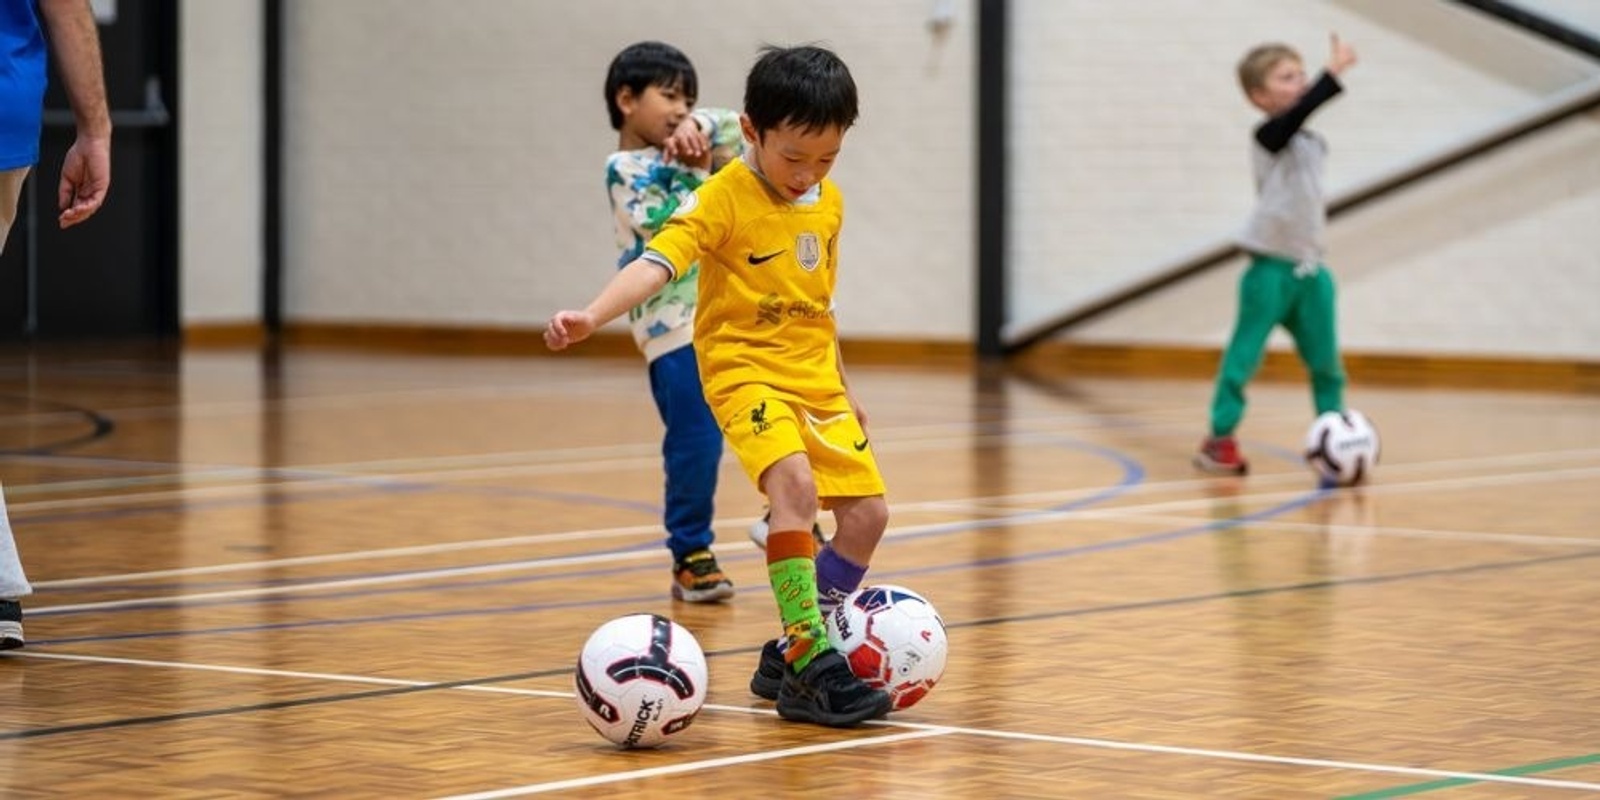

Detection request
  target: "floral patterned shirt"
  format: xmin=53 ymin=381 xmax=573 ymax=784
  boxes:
xmin=606 ymin=108 xmax=743 ymax=361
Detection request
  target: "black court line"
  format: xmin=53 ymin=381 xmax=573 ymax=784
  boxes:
xmin=951 ymin=547 xmax=1600 ymax=629
xmin=0 ymin=394 xmax=115 ymax=455
xmin=0 ymin=666 xmax=574 ymax=740
xmin=4 ymin=546 xmax=1596 ymax=741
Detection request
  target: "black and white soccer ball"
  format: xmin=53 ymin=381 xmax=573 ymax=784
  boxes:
xmin=574 ymin=613 xmax=707 ymax=748
xmin=1304 ymin=409 xmax=1380 ymax=487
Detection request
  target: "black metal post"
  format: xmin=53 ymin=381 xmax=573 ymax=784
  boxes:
xmin=975 ymin=0 xmax=1007 ymax=360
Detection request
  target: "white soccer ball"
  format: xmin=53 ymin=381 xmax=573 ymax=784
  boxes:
xmin=825 ymin=584 xmax=948 ymax=711
xmin=574 ymin=614 xmax=708 ymax=748
xmin=1304 ymin=409 xmax=1380 ymax=487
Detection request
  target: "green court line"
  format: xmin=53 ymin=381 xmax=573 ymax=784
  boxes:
xmin=1335 ymin=753 xmax=1600 ymax=799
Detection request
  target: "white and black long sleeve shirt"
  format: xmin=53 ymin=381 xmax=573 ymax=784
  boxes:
xmin=1237 ymin=72 xmax=1343 ymax=266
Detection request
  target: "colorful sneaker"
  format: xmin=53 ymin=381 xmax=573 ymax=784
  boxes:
xmin=671 ymin=549 xmax=734 ymax=603
xmin=0 ymin=599 xmax=22 ymax=650
xmin=1194 ymin=436 xmax=1249 ymax=475
xmin=749 ymin=638 xmax=785 ymax=701
xmin=776 ymin=648 xmax=891 ymax=727
xmin=748 ymin=510 xmax=828 ymax=550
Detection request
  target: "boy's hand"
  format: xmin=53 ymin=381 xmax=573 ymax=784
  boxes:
xmin=1328 ymin=33 xmax=1357 ymax=75
xmin=662 ymin=118 xmax=711 ymax=170
xmin=544 ymin=310 xmax=597 ymax=351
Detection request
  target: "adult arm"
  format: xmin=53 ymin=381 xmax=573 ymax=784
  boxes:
xmin=38 ymin=0 xmax=112 ymax=228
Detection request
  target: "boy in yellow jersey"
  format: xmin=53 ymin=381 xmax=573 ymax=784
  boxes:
xmin=546 ymin=45 xmax=892 ymax=727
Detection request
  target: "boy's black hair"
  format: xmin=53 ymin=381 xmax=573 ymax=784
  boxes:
xmin=743 ymin=45 xmax=858 ymax=136
xmin=603 ymin=41 xmax=698 ymax=131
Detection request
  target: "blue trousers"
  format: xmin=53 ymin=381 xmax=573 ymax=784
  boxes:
xmin=648 ymin=346 xmax=723 ymax=562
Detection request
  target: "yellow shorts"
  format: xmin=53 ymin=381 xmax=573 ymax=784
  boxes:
xmin=719 ymin=395 xmax=885 ymax=501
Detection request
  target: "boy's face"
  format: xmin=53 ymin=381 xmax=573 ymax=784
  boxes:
xmin=740 ymin=116 xmax=845 ymax=201
xmin=1249 ymin=57 xmax=1307 ymax=115
xmin=617 ymin=81 xmax=693 ymax=149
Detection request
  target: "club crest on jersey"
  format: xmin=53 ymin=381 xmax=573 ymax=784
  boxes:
xmin=672 ymin=193 xmax=699 ymax=217
xmin=796 ymin=233 xmax=822 ymax=272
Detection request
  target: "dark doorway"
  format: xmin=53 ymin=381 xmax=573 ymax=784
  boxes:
xmin=0 ymin=0 xmax=178 ymax=341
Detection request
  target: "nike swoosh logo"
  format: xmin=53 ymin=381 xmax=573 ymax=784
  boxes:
xmin=747 ymin=250 xmax=785 ymax=265
xmin=853 ymin=438 xmax=869 ymax=451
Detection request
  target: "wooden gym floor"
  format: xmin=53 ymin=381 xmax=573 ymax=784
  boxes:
xmin=0 ymin=344 xmax=1596 ymax=798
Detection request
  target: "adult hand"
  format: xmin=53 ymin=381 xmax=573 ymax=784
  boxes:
xmin=58 ymin=133 xmax=110 ymax=228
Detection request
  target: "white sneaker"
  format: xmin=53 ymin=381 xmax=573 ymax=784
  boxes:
xmin=748 ymin=510 xmax=827 ymax=550
xmin=748 ymin=512 xmax=771 ymax=549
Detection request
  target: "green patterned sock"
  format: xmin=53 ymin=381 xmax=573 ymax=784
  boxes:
xmin=766 ymin=529 xmax=831 ymax=672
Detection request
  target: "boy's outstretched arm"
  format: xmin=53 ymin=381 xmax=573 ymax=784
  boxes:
xmin=544 ymin=259 xmax=672 ymax=350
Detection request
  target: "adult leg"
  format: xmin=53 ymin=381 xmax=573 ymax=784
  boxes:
xmin=0 ymin=167 xmax=31 ymax=649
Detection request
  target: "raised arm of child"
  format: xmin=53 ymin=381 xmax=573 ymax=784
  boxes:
xmin=1255 ymin=34 xmax=1357 ymax=153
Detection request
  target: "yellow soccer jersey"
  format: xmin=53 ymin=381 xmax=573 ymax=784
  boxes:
xmin=643 ymin=158 xmax=846 ymax=420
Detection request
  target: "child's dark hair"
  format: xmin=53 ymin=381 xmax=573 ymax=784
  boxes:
xmin=743 ymin=45 xmax=858 ymax=136
xmin=603 ymin=41 xmax=698 ymax=131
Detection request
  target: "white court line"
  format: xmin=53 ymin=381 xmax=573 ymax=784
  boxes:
xmin=894 ymin=723 xmax=1600 ymax=794
xmin=13 ymin=650 xmax=568 ymax=699
xmin=11 ymin=651 xmax=763 ymax=712
xmin=432 ymin=731 xmax=954 ymax=799
xmin=68 ymin=381 xmax=650 ymax=422
xmin=31 ymin=441 xmax=1600 ymax=587
xmin=11 ymin=412 xmax=1594 ymax=513
xmin=30 ymin=547 xmax=660 ymax=614
xmin=1059 ymin=465 xmax=1600 ymax=523
xmin=30 ymin=461 xmax=1600 ymax=610
xmin=15 ymin=651 xmax=1598 ymax=796
xmin=946 ymin=446 xmax=1600 ymax=511
xmin=34 ymin=522 xmax=675 ymax=588
xmin=1 ymin=407 xmax=1291 ymax=506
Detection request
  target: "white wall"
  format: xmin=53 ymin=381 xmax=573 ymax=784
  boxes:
xmin=1008 ymin=0 xmax=1600 ymax=359
xmin=177 ymin=1 xmax=1600 ymax=360
xmin=277 ymin=0 xmax=974 ymax=338
xmin=179 ymin=0 xmax=261 ymax=325
xmin=1075 ymin=111 xmax=1600 ymax=360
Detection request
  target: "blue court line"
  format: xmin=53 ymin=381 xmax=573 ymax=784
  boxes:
xmin=884 ymin=488 xmax=1326 ymax=578
xmin=33 ymin=545 xmax=1600 ymax=649
xmin=22 ymin=435 xmax=1326 ymax=647
xmin=28 ymin=435 xmax=1147 ymax=602
xmin=10 ymin=420 xmax=1161 ymax=529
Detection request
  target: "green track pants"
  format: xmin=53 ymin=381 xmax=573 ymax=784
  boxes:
xmin=1209 ymin=254 xmax=1346 ymax=437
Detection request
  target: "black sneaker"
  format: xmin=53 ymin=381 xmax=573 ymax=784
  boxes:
xmin=0 ymin=599 xmax=22 ymax=650
xmin=671 ymin=549 xmax=734 ymax=603
xmin=749 ymin=638 xmax=785 ymax=700
xmin=776 ymin=649 xmax=891 ymax=727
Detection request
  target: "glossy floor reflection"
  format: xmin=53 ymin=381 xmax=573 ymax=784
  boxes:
xmin=1 ymin=345 xmax=1597 ymax=798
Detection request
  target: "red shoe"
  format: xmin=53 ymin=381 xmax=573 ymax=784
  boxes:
xmin=1194 ymin=436 xmax=1249 ymax=475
